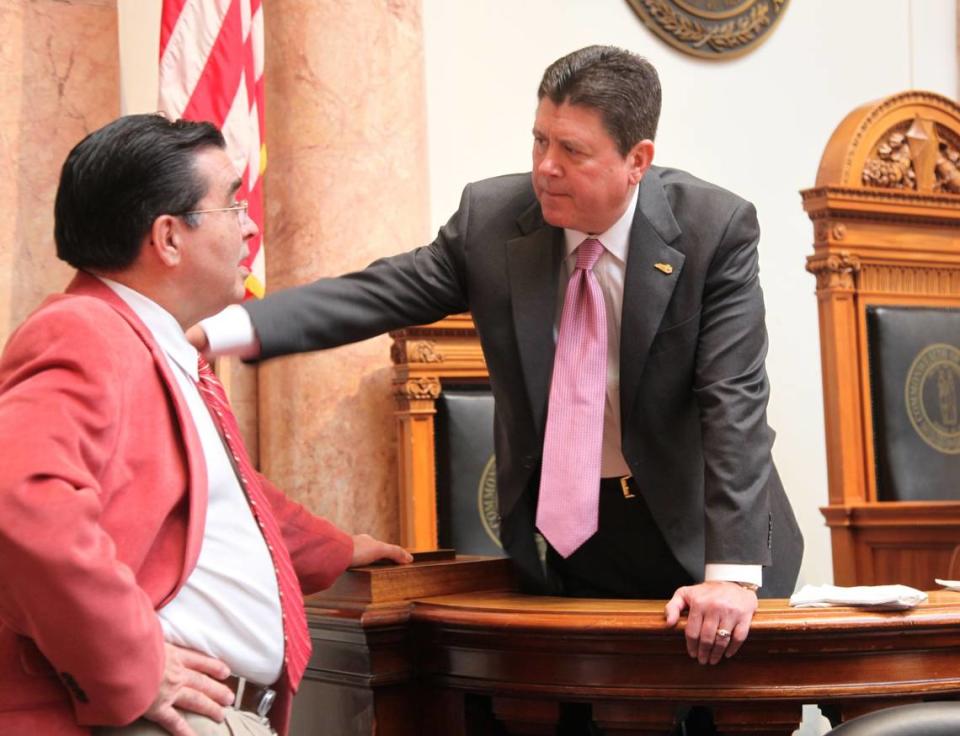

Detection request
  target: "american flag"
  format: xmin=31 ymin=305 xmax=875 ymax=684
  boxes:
xmin=158 ymin=0 xmax=266 ymax=299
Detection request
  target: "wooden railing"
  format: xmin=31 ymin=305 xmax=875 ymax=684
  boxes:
xmin=292 ymin=554 xmax=960 ymax=735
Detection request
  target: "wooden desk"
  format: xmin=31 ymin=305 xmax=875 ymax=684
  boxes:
xmin=292 ymin=556 xmax=960 ymax=735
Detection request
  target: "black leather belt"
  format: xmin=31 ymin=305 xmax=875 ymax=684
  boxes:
xmin=225 ymin=675 xmax=276 ymax=719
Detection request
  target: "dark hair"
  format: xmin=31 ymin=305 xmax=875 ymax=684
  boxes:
xmin=538 ymin=45 xmax=661 ymax=156
xmin=54 ymin=114 xmax=225 ymax=271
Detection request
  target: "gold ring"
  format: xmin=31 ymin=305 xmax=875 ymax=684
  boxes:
xmin=716 ymin=628 xmax=731 ymax=641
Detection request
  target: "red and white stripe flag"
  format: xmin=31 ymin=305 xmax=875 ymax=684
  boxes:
xmin=159 ymin=0 xmax=266 ymax=299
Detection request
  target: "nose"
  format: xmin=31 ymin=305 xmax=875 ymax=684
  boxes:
xmin=536 ymin=148 xmax=561 ymax=178
xmin=241 ymin=213 xmax=260 ymax=241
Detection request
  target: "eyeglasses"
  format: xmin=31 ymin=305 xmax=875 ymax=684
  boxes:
xmin=181 ymin=200 xmax=250 ymax=224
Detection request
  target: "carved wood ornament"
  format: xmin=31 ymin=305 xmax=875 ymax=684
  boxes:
xmin=801 ymin=91 xmax=960 ymax=588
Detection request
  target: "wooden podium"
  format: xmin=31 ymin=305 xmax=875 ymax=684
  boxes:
xmin=292 ymin=555 xmax=960 ymax=735
xmin=802 ymin=91 xmax=960 ymax=587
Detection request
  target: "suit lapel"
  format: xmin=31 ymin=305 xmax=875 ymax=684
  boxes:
xmin=620 ymin=169 xmax=685 ymax=425
xmin=66 ymin=272 xmax=208 ymax=599
xmin=506 ymin=204 xmax=563 ymax=437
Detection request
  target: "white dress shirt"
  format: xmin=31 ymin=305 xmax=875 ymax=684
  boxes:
xmin=102 ymin=278 xmax=285 ymax=684
xmin=559 ymin=186 xmax=760 ymax=588
xmin=557 ymin=188 xmax=637 ymax=480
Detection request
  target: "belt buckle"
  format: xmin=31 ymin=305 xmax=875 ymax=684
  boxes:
xmin=231 ymin=675 xmax=277 ymax=721
xmin=256 ymin=688 xmax=276 ymax=719
xmin=620 ymin=475 xmax=635 ymax=499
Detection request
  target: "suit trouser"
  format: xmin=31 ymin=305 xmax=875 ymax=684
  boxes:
xmin=94 ymin=708 xmax=276 ymax=736
xmin=547 ymin=476 xmax=694 ymax=599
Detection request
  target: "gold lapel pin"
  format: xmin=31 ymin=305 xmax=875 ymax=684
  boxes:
xmin=654 ymin=262 xmax=674 ymax=274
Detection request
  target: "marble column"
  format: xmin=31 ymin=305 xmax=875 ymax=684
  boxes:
xmin=261 ymin=1 xmax=429 ymax=541
xmin=0 ymin=0 xmax=120 ymax=346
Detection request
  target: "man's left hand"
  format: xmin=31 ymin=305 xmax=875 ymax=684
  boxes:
xmin=664 ymin=581 xmax=758 ymax=665
xmin=350 ymin=533 xmax=414 ymax=567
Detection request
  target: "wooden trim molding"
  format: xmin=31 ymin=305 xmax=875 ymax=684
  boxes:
xmin=390 ymin=315 xmax=488 ymax=549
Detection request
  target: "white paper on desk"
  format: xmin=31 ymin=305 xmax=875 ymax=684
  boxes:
xmin=935 ymin=579 xmax=960 ymax=592
xmin=789 ymin=584 xmax=927 ymax=611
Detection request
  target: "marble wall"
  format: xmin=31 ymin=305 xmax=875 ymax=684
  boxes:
xmin=0 ymin=0 xmax=120 ymax=346
xmin=258 ymin=0 xmax=430 ymax=541
xmin=3 ymin=0 xmax=429 ymax=544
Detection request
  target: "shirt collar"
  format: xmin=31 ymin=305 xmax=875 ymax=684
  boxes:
xmin=98 ymin=276 xmax=199 ymax=381
xmin=563 ymin=185 xmax=639 ymax=264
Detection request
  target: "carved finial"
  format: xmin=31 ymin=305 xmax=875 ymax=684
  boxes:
xmin=935 ymin=141 xmax=960 ymax=193
xmin=412 ymin=341 xmax=443 ymax=364
xmin=395 ymin=377 xmax=442 ymax=400
xmin=390 ymin=339 xmax=444 ymax=366
xmin=806 ymin=251 xmax=861 ymax=291
xmin=813 ymin=221 xmax=846 ymax=243
xmin=862 ymin=126 xmax=916 ymax=190
xmin=906 ymin=116 xmax=939 ymax=191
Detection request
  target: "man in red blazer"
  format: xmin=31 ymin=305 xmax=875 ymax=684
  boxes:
xmin=0 ymin=115 xmax=411 ymax=736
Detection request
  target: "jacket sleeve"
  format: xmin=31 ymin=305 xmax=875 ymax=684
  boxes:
xmin=244 ymin=185 xmax=474 ymax=360
xmin=0 ymin=307 xmax=165 ymax=726
xmin=693 ymin=200 xmax=775 ymax=567
xmin=257 ymin=474 xmax=355 ymax=594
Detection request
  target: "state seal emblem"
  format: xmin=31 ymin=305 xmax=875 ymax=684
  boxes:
xmin=905 ymin=343 xmax=960 ymax=455
xmin=477 ymin=455 xmax=503 ymax=548
xmin=477 ymin=455 xmax=548 ymax=563
xmin=626 ymin=0 xmax=790 ymax=60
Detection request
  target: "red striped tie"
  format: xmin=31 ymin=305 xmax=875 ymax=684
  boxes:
xmin=196 ymin=357 xmax=312 ymax=690
xmin=536 ymin=238 xmax=607 ymax=558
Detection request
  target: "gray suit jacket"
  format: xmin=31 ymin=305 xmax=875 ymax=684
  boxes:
xmin=246 ymin=166 xmax=803 ymax=597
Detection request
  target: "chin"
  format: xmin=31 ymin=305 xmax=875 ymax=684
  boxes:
xmin=541 ymin=206 xmax=573 ymax=229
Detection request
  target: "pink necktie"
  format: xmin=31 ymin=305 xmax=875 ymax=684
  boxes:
xmin=536 ymin=238 xmax=607 ymax=558
xmin=196 ymin=358 xmax=312 ymax=690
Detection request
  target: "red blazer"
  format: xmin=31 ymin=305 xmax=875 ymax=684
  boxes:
xmin=0 ymin=273 xmax=354 ymax=735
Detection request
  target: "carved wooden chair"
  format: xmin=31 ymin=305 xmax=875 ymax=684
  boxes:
xmin=390 ymin=315 xmax=492 ymax=550
xmin=802 ymin=91 xmax=960 ymax=588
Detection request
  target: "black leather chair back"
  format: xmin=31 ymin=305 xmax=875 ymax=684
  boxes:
xmin=827 ymin=702 xmax=960 ymax=735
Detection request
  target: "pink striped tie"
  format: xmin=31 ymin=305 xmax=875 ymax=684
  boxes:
xmin=196 ymin=358 xmax=312 ymax=690
xmin=536 ymin=238 xmax=607 ymax=558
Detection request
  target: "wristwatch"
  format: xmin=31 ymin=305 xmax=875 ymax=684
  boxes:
xmin=735 ymin=581 xmax=760 ymax=592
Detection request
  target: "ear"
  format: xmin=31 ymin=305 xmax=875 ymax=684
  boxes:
xmin=146 ymin=214 xmax=185 ymax=267
xmin=626 ymin=139 xmax=655 ymax=185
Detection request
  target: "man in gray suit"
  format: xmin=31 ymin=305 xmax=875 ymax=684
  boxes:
xmin=197 ymin=46 xmax=802 ymax=676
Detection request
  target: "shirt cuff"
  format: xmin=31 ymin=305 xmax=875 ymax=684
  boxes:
xmin=199 ymin=304 xmax=260 ymax=359
xmin=704 ymin=563 xmax=763 ymax=589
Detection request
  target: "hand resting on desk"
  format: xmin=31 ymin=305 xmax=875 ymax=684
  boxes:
xmin=664 ymin=580 xmax=758 ymax=666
